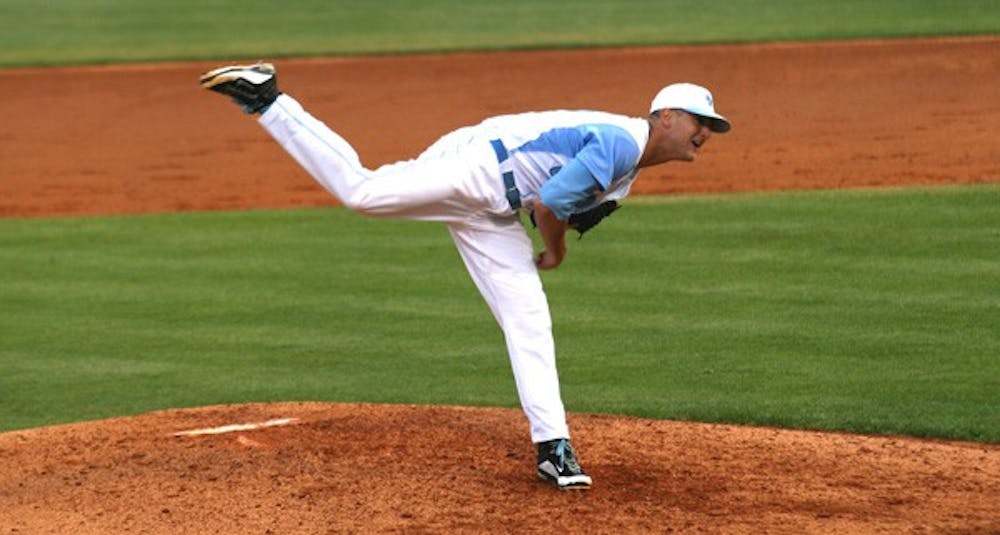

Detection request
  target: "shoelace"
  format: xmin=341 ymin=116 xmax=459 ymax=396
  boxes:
xmin=555 ymin=439 xmax=567 ymax=471
xmin=554 ymin=439 xmax=582 ymax=473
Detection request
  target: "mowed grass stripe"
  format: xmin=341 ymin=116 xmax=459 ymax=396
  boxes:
xmin=1 ymin=0 xmax=999 ymax=66
xmin=1 ymin=185 xmax=997 ymax=441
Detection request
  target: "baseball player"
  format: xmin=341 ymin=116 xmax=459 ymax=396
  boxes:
xmin=199 ymin=63 xmax=730 ymax=490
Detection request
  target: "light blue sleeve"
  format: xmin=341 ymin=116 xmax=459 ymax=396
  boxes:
xmin=538 ymin=159 xmax=600 ymax=220
xmin=574 ymin=125 xmax=642 ymax=189
xmin=536 ymin=124 xmax=641 ymax=220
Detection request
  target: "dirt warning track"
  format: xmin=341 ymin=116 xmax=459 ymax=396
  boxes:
xmin=1 ymin=37 xmax=997 ymax=218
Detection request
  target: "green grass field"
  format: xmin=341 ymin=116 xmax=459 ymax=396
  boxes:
xmin=1 ymin=1 xmax=997 ymax=442
xmin=2 ymin=187 xmax=998 ymax=440
xmin=1 ymin=0 xmax=998 ymax=66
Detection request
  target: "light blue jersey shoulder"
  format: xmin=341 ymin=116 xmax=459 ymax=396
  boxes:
xmin=477 ymin=110 xmax=648 ymax=219
xmin=517 ymin=122 xmax=643 ymax=189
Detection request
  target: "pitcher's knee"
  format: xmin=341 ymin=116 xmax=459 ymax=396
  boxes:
xmin=341 ymin=193 xmax=371 ymax=213
xmin=343 ymin=190 xmax=397 ymax=216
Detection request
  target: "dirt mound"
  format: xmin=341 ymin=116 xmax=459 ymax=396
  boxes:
xmin=2 ymin=403 xmax=997 ymax=533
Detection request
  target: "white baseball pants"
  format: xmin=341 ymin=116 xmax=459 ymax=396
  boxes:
xmin=259 ymin=95 xmax=570 ymax=443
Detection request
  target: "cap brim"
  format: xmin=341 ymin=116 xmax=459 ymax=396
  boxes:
xmin=701 ymin=114 xmax=731 ymax=134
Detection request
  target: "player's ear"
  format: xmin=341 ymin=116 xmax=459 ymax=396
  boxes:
xmin=658 ymin=109 xmax=677 ymax=129
xmin=650 ymin=109 xmax=670 ymax=129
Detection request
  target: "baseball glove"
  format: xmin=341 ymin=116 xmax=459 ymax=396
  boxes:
xmin=567 ymin=200 xmax=619 ymax=239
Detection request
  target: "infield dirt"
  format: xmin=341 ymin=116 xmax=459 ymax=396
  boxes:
xmin=1 ymin=37 xmax=998 ymax=533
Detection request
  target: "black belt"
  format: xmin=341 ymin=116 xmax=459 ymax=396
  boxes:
xmin=489 ymin=138 xmax=522 ymax=211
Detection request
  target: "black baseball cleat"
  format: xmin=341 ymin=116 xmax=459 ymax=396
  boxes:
xmin=536 ymin=438 xmax=592 ymax=490
xmin=199 ymin=62 xmax=280 ymax=114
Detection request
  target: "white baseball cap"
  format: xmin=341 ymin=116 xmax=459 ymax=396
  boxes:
xmin=650 ymin=83 xmax=731 ymax=133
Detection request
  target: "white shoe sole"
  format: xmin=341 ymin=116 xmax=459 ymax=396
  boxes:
xmin=537 ymin=469 xmax=592 ymax=490
xmin=199 ymin=63 xmax=275 ymax=89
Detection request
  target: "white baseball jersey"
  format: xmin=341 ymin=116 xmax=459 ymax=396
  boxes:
xmin=418 ymin=110 xmax=648 ymax=218
xmin=477 ymin=110 xmax=648 ymax=212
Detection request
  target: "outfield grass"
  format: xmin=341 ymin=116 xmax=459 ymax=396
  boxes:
xmin=2 ymin=186 xmax=997 ymax=440
xmin=1 ymin=0 xmax=998 ymax=66
xmin=1 ymin=0 xmax=997 ymax=444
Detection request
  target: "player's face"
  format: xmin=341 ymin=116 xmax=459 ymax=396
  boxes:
xmin=665 ymin=109 xmax=712 ymax=162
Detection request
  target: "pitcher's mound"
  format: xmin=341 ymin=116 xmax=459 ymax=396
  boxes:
xmin=1 ymin=402 xmax=997 ymax=533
